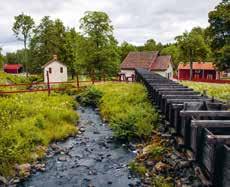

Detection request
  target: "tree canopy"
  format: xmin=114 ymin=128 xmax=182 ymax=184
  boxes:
xmin=79 ymin=11 xmax=120 ymax=77
xmin=175 ymin=29 xmax=211 ymax=80
xmin=208 ymin=0 xmax=230 ymax=70
xmin=6 ymin=1 xmax=230 ymax=78
xmin=13 ymin=13 xmax=34 ymax=74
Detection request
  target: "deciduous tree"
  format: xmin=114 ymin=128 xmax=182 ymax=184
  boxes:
xmin=119 ymin=41 xmax=137 ymax=61
xmin=13 ymin=13 xmax=34 ymax=74
xmin=79 ymin=11 xmax=120 ymax=78
xmin=175 ymin=30 xmax=211 ymax=80
xmin=208 ymin=0 xmax=230 ymax=70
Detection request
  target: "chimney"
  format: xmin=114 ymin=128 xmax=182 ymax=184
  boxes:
xmin=53 ymin=54 xmax=58 ymax=60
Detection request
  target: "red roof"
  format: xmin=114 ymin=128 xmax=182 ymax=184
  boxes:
xmin=149 ymin=55 xmax=171 ymax=70
xmin=121 ymin=51 xmax=159 ymax=70
xmin=120 ymin=51 xmax=171 ymax=71
xmin=3 ymin=64 xmax=22 ymax=70
xmin=178 ymin=62 xmax=215 ymax=70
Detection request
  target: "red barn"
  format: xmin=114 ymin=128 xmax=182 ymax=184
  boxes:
xmin=3 ymin=64 xmax=23 ymax=74
xmin=178 ymin=62 xmax=219 ymax=80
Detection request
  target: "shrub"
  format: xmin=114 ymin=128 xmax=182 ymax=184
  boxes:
xmin=143 ymin=144 xmax=167 ymax=159
xmin=77 ymin=86 xmax=103 ymax=107
xmin=128 ymin=161 xmax=147 ymax=176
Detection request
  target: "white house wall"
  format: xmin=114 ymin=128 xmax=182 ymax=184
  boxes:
xmin=165 ymin=63 xmax=173 ymax=79
xmin=153 ymin=65 xmax=173 ymax=79
xmin=120 ymin=70 xmax=135 ymax=77
xmin=44 ymin=61 xmax=68 ymax=83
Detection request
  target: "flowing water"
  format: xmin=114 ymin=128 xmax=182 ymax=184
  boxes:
xmin=18 ymin=106 xmax=141 ymax=187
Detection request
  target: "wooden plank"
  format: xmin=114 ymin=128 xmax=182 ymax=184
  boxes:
xmin=191 ymin=120 xmax=230 ymax=128
xmin=180 ymin=111 xmax=230 ymax=117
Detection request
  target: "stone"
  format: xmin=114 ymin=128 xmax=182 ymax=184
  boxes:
xmin=107 ymin=181 xmax=113 ymax=185
xmin=0 ymin=176 xmax=7 ymax=185
xmin=88 ymin=170 xmax=97 ymax=175
xmin=155 ymin=161 xmax=169 ymax=172
xmin=58 ymin=156 xmax=68 ymax=162
xmin=161 ymin=133 xmax=172 ymax=138
xmin=128 ymin=183 xmax=135 ymax=187
xmin=34 ymin=163 xmax=46 ymax=172
xmin=93 ymin=131 xmax=100 ymax=134
xmin=16 ymin=163 xmax=31 ymax=178
xmin=50 ymin=144 xmax=64 ymax=154
xmin=79 ymin=127 xmax=85 ymax=132
xmin=146 ymin=160 xmax=156 ymax=167
xmin=13 ymin=178 xmax=20 ymax=184
xmin=178 ymin=161 xmax=191 ymax=168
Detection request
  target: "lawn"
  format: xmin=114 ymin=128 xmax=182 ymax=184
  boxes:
xmin=182 ymin=81 xmax=230 ymax=102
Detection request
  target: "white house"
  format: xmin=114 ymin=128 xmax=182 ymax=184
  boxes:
xmin=120 ymin=51 xmax=173 ymax=79
xmin=43 ymin=55 xmax=68 ymax=83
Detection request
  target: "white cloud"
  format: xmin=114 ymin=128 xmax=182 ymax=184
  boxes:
xmin=0 ymin=0 xmax=221 ymax=53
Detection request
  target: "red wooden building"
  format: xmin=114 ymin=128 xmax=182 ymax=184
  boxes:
xmin=178 ymin=62 xmax=219 ymax=80
xmin=3 ymin=64 xmax=23 ymax=74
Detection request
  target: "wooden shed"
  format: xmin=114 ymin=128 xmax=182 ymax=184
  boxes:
xmin=178 ymin=62 xmax=219 ymax=80
xmin=3 ymin=64 xmax=23 ymax=74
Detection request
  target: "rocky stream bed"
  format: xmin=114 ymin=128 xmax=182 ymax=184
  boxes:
xmin=17 ymin=106 xmax=141 ymax=187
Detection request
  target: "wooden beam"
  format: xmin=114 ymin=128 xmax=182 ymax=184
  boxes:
xmin=207 ymin=135 xmax=230 ymax=144
xmin=180 ymin=111 xmax=230 ymax=117
xmin=191 ymin=120 xmax=230 ymax=128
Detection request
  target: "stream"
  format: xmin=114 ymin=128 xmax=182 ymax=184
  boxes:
xmin=18 ymin=106 xmax=141 ymax=187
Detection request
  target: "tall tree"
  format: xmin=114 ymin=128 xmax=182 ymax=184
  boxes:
xmin=119 ymin=41 xmax=137 ymax=61
xmin=30 ymin=17 xmax=66 ymax=72
xmin=161 ymin=44 xmax=181 ymax=69
xmin=0 ymin=48 xmax=4 ymax=69
xmin=79 ymin=11 xmax=120 ymax=78
xmin=175 ymin=30 xmax=211 ymax=80
xmin=13 ymin=13 xmax=34 ymax=74
xmin=63 ymin=28 xmax=80 ymax=79
xmin=143 ymin=39 xmax=157 ymax=51
xmin=208 ymin=0 xmax=230 ymax=70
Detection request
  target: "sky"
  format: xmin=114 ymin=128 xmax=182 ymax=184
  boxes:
xmin=0 ymin=0 xmax=221 ymax=54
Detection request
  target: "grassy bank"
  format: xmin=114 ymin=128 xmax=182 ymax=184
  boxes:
xmin=77 ymin=83 xmax=174 ymax=186
xmin=0 ymin=93 xmax=78 ymax=176
xmin=78 ymin=83 xmax=159 ymax=141
xmin=182 ymin=81 xmax=230 ymax=102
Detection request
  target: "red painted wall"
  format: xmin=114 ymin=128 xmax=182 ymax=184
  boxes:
xmin=178 ymin=69 xmax=217 ymax=80
xmin=4 ymin=68 xmax=23 ymax=74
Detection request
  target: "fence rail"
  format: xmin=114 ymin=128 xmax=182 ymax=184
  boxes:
xmin=0 ymin=78 xmax=133 ymax=95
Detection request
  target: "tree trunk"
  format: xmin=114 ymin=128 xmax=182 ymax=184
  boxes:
xmin=189 ymin=49 xmax=193 ymax=81
xmin=24 ymin=37 xmax=28 ymax=77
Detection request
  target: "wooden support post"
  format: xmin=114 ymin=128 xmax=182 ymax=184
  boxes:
xmin=46 ymin=71 xmax=51 ymax=96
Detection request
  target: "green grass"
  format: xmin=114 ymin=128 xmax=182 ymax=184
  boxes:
xmin=182 ymin=81 xmax=230 ymax=102
xmin=78 ymin=83 xmax=159 ymax=141
xmin=0 ymin=92 xmax=78 ymax=176
xmin=0 ymin=72 xmax=41 ymax=84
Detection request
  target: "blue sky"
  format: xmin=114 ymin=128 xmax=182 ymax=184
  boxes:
xmin=0 ymin=0 xmax=221 ymax=54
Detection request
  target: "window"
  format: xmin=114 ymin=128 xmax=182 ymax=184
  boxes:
xmin=60 ymin=67 xmax=63 ymax=73
xmin=49 ymin=68 xmax=52 ymax=74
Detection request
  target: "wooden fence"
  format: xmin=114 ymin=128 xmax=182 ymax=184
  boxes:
xmin=0 ymin=74 xmax=134 ymax=95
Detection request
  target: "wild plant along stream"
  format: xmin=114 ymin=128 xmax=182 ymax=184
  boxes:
xmin=18 ymin=106 xmax=141 ymax=187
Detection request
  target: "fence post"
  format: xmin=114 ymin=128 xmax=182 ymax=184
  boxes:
xmin=46 ymin=71 xmax=51 ymax=96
